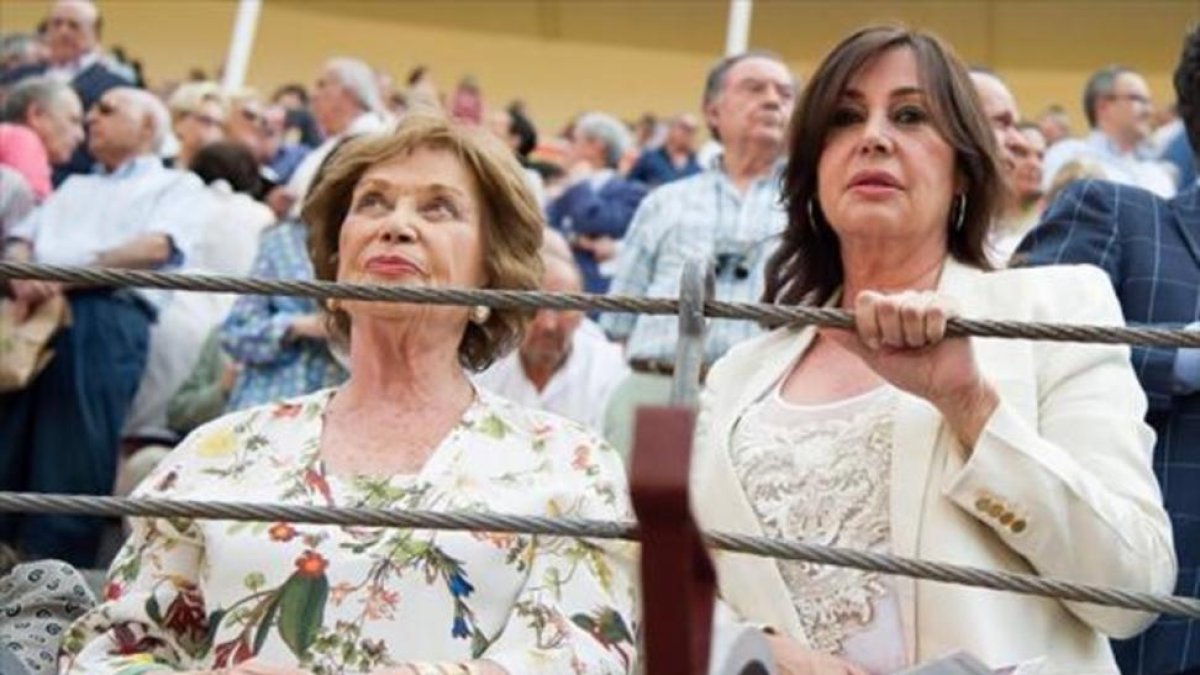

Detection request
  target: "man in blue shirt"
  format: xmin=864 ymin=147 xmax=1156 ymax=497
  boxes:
xmin=627 ymin=113 xmax=702 ymax=188
xmin=1016 ymin=25 xmax=1200 ymax=674
xmin=600 ymin=51 xmax=795 ymax=455
xmin=0 ymin=87 xmax=208 ymax=567
xmin=547 ymin=111 xmax=649 ymax=296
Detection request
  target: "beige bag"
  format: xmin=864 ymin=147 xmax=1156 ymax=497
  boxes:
xmin=0 ymin=295 xmax=71 ymax=392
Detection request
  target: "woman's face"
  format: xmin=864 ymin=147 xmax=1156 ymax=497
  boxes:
xmin=816 ymin=47 xmax=959 ymax=251
xmin=336 ymin=146 xmax=486 ymax=328
xmin=174 ymin=100 xmax=226 ymax=157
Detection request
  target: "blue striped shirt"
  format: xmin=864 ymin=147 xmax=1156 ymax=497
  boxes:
xmin=600 ymin=162 xmax=787 ymax=365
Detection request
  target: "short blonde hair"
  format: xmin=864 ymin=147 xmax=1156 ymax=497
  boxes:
xmin=303 ymin=114 xmax=545 ymax=371
xmin=167 ymin=81 xmax=228 ymax=123
xmin=1044 ymin=159 xmax=1108 ymax=206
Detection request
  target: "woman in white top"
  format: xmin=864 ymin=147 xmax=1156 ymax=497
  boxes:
xmin=693 ymin=25 xmax=1175 ymax=675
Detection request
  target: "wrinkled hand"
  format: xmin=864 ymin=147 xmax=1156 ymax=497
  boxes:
xmin=827 ymin=290 xmax=999 ymax=447
xmin=218 ymin=361 xmax=240 ymax=394
xmin=574 ymin=235 xmax=617 ymax=262
xmin=588 ymin=236 xmax=617 ymax=262
xmin=288 ymin=314 xmax=328 ymax=341
xmin=766 ymin=634 xmax=868 ymax=675
xmin=7 ymin=280 xmax=61 ymax=323
xmin=265 ymin=187 xmax=296 ymax=219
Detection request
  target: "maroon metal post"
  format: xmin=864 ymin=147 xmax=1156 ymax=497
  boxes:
xmin=630 ymin=405 xmax=716 ymax=675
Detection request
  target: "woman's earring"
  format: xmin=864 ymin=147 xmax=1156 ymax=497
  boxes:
xmin=469 ymin=305 xmax=492 ymax=325
xmin=807 ymin=199 xmax=819 ymax=233
xmin=953 ymin=194 xmax=967 ymax=232
xmin=325 ymin=298 xmax=341 ymax=313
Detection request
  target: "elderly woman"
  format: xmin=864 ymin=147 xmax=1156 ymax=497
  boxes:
xmin=167 ymin=81 xmax=228 ymax=170
xmin=694 ymin=26 xmax=1175 ymax=675
xmin=61 ymin=116 xmax=637 ymax=674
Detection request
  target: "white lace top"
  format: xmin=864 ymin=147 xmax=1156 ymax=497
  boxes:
xmin=730 ymin=384 xmax=907 ymax=675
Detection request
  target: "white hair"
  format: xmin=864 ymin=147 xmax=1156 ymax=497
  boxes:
xmin=114 ymin=87 xmax=171 ymax=154
xmin=326 ymin=57 xmax=383 ymax=114
xmin=575 ymin=111 xmax=632 ymax=168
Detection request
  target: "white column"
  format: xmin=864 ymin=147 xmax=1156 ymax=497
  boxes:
xmin=221 ymin=0 xmax=263 ymax=93
xmin=724 ymin=0 xmax=753 ymax=56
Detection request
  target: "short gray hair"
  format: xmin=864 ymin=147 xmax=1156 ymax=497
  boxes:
xmin=1083 ymin=65 xmax=1134 ymax=128
xmin=1 ymin=76 xmax=75 ymax=123
xmin=326 ymin=57 xmax=383 ymax=115
xmin=574 ymin=111 xmax=631 ymax=168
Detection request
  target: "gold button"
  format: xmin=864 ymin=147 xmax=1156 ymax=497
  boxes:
xmin=1011 ymin=519 xmax=1027 ymax=533
xmin=999 ymin=512 xmax=1015 ymax=526
xmin=975 ymin=496 xmax=992 ymax=512
xmin=988 ymin=503 xmax=1004 ymax=519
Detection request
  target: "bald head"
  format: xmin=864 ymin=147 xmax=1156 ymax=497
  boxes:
xmin=46 ymin=0 xmax=100 ymax=66
xmin=970 ymin=71 xmax=1023 ymax=173
xmin=521 ymin=237 xmax=585 ymax=375
xmin=86 ymin=87 xmax=169 ymax=169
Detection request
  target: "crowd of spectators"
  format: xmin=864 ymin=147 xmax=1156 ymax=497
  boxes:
xmin=0 ymin=1 xmax=1198 ymax=674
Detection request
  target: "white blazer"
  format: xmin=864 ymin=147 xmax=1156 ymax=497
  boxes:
xmin=692 ymin=260 xmax=1176 ymax=675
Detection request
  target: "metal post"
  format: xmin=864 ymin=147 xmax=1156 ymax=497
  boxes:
xmin=221 ymin=0 xmax=263 ymax=93
xmin=724 ymin=0 xmax=753 ymax=56
xmin=670 ymin=257 xmax=712 ymax=408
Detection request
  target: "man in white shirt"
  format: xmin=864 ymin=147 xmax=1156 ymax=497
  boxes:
xmin=475 ymin=236 xmax=628 ymax=435
xmin=0 ymin=87 xmax=209 ymax=568
xmin=266 ymin=57 xmax=387 ymax=218
xmin=1042 ymin=65 xmax=1177 ymax=197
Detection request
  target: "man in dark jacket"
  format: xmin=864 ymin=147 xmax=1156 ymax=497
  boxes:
xmin=1016 ymin=25 xmax=1200 ymax=674
xmin=548 ymin=111 xmax=648 ymax=295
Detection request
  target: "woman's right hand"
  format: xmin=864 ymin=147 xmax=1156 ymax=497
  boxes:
xmin=765 ymin=634 xmax=869 ymax=675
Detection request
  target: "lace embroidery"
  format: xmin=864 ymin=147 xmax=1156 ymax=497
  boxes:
xmin=730 ymin=391 xmax=896 ymax=653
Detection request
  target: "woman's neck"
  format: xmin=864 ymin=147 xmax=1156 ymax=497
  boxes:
xmin=337 ymin=317 xmax=474 ymax=414
xmin=840 ymin=239 xmax=947 ymax=308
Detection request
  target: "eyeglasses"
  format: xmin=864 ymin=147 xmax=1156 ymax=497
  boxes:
xmin=186 ymin=112 xmax=225 ymax=128
xmin=1106 ymin=93 xmax=1151 ymax=107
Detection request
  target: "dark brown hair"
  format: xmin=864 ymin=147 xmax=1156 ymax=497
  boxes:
xmin=765 ymin=25 xmax=1005 ymax=308
xmin=303 ymin=113 xmax=544 ymax=371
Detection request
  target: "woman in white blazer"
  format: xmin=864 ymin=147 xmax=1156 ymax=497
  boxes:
xmin=692 ymin=26 xmax=1176 ymax=675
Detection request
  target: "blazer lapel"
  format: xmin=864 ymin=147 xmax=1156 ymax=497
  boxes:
xmin=1169 ymin=184 xmax=1200 ymax=269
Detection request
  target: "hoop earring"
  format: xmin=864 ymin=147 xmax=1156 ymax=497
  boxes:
xmin=469 ymin=305 xmax=491 ymax=325
xmin=953 ymin=194 xmax=967 ymax=232
xmin=325 ymin=298 xmax=340 ymax=313
xmin=807 ymin=199 xmax=819 ymax=233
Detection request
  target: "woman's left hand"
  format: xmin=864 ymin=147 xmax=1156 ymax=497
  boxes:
xmin=828 ymin=290 xmax=999 ymax=448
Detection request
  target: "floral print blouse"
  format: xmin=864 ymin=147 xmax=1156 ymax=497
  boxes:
xmin=60 ymin=388 xmax=638 ymax=674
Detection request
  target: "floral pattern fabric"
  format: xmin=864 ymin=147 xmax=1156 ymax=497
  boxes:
xmin=60 ymin=388 xmax=638 ymax=674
